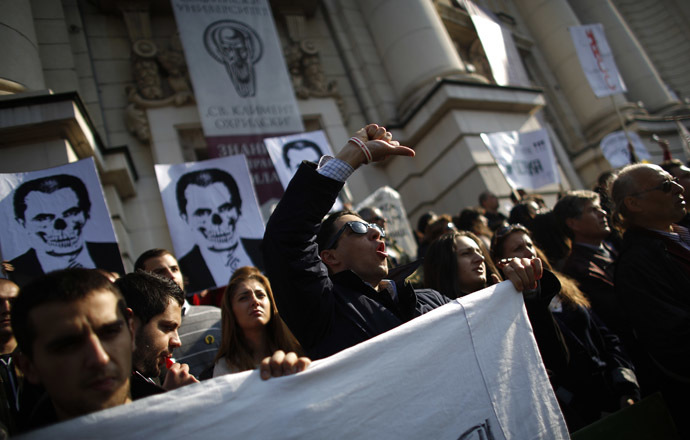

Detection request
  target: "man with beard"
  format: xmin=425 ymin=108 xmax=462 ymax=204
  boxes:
xmin=114 ymin=271 xmax=196 ymax=391
xmin=176 ymin=168 xmax=263 ymax=293
xmin=12 ymin=269 xmax=151 ymax=431
xmin=9 ymin=174 xmax=124 ymax=287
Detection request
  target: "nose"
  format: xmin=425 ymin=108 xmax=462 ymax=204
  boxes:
xmin=474 ymin=251 xmax=485 ymax=262
xmin=212 ymin=213 xmax=222 ymax=225
xmin=85 ymin=335 xmax=110 ymax=368
xmin=54 ymin=218 xmax=67 ymax=230
xmin=368 ymin=226 xmax=381 ymax=240
xmin=0 ymin=299 xmax=11 ymax=314
xmin=170 ymin=330 xmax=182 ymax=349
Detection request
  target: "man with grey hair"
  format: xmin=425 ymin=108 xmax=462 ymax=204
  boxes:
xmin=610 ymin=163 xmax=690 ymax=435
xmin=553 ymin=191 xmax=623 ymax=335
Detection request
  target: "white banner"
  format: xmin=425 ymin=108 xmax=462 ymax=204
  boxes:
xmin=600 ymin=130 xmax=651 ymax=168
xmin=481 ymin=128 xmax=560 ymax=190
xmin=172 ymin=0 xmax=304 ymax=137
xmin=155 ymin=155 xmax=265 ymax=293
xmin=0 ymin=158 xmax=123 ymax=284
xmin=569 ymin=24 xmax=626 ymax=98
xmin=463 ymin=0 xmax=530 ymax=87
xmin=355 ymin=187 xmax=418 ymax=260
xmin=19 ymin=282 xmax=568 ymax=439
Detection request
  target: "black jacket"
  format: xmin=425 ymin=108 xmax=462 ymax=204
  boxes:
xmin=262 ymin=162 xmax=449 ymax=359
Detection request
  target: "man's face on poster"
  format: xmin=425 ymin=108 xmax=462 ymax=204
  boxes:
xmin=286 ymin=147 xmax=321 ymax=174
xmin=182 ymin=182 xmax=240 ymax=252
xmin=20 ymin=188 xmax=87 ymax=256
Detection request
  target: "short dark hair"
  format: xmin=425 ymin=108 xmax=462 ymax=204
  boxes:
xmin=478 ymin=190 xmax=494 ymax=206
xmin=282 ymin=140 xmax=323 ymax=168
xmin=175 ymin=169 xmax=242 ymax=217
xmin=553 ymin=190 xmax=600 ymax=238
xmin=115 ymin=271 xmax=184 ymax=325
xmin=134 ymin=248 xmax=175 ymax=272
xmin=12 ymin=268 xmax=125 ymax=358
xmin=315 ymin=210 xmax=361 ymax=252
xmin=14 ymin=174 xmax=91 ymax=222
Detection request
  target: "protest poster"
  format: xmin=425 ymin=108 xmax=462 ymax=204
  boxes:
xmin=20 ymin=281 xmax=568 ymax=439
xmin=463 ymin=0 xmax=530 ymax=87
xmin=480 ymin=128 xmax=560 ymax=190
xmin=0 ymin=158 xmax=123 ymax=286
xmin=355 ymin=186 xmax=418 ymax=260
xmin=155 ymin=155 xmax=264 ymax=293
xmin=172 ymin=0 xmax=305 ymax=212
xmin=569 ymin=24 xmax=626 ymax=98
xmin=600 ymin=130 xmax=651 ymax=168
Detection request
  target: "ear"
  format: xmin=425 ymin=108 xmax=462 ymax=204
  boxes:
xmin=125 ymin=308 xmax=136 ymax=352
xmin=565 ymin=217 xmax=579 ymax=234
xmin=623 ymin=196 xmax=642 ymax=214
xmin=319 ymin=249 xmax=341 ymax=270
xmin=15 ymin=352 xmax=41 ymax=385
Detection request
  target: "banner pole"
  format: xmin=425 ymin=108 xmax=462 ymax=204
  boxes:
xmin=610 ymin=95 xmax=638 ymax=163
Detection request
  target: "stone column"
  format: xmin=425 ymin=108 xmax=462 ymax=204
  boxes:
xmin=356 ymin=0 xmax=471 ymax=110
xmin=0 ymin=0 xmax=45 ymax=92
xmin=514 ymin=0 xmax=634 ymax=141
xmin=568 ymin=0 xmax=679 ymax=113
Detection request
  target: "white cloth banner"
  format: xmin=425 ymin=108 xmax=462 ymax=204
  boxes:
xmin=463 ymin=0 xmax=530 ymax=87
xmin=600 ymin=130 xmax=651 ymax=168
xmin=355 ymin=186 xmax=418 ymax=260
xmin=569 ymin=24 xmax=626 ymax=98
xmin=481 ymin=128 xmax=560 ymax=190
xmin=19 ymin=282 xmax=568 ymax=439
xmin=172 ymin=0 xmax=304 ymax=137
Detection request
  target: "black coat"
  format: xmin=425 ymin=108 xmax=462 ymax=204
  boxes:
xmin=262 ymin=162 xmax=449 ymax=359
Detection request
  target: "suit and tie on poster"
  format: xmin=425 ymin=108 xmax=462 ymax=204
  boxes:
xmin=155 ymin=155 xmax=264 ymax=294
xmin=0 ymin=158 xmax=124 ymax=287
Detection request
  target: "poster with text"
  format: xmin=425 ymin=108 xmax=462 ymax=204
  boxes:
xmin=0 ymin=158 xmax=123 ymax=287
xmin=155 ymin=155 xmax=264 ymax=293
xmin=481 ymin=128 xmax=560 ymax=190
xmin=600 ymin=130 xmax=651 ymax=168
xmin=172 ymin=0 xmax=304 ymax=137
xmin=570 ymin=24 xmax=626 ymax=98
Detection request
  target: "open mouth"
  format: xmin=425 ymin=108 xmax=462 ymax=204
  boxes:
xmin=376 ymin=242 xmax=388 ymax=258
xmin=201 ymin=229 xmax=235 ymax=243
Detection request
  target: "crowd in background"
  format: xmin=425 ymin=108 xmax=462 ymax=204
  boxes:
xmin=1 ymin=124 xmax=689 ymax=437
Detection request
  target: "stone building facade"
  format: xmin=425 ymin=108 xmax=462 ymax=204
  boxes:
xmin=1 ymin=0 xmax=689 ymax=270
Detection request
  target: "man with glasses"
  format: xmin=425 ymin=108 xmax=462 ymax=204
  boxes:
xmin=263 ymin=124 xmax=542 ymax=360
xmin=610 ymin=163 xmax=690 ymax=436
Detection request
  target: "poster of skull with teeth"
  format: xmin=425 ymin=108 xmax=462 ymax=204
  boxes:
xmin=155 ymin=155 xmax=265 ymax=294
xmin=0 ymin=158 xmax=124 ymax=287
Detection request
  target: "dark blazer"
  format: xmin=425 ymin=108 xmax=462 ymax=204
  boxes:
xmin=178 ymin=239 xmax=264 ymax=294
xmin=8 ymin=242 xmax=124 ymax=287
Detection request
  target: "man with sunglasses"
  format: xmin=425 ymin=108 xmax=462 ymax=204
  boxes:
xmin=263 ymin=124 xmax=543 ymax=360
xmin=610 ymin=163 xmax=690 ymax=436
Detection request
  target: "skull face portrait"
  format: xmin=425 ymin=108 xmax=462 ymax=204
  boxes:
xmin=177 ymin=169 xmax=243 ymax=253
xmin=204 ymin=20 xmax=262 ymax=98
xmin=14 ymin=175 xmax=91 ymax=256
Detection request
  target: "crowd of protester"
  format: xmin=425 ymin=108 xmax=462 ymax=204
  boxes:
xmin=1 ymin=124 xmax=689 ymax=437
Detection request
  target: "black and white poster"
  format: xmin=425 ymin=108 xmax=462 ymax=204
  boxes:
xmin=0 ymin=158 xmax=124 ymax=287
xmin=155 ymin=155 xmax=264 ymax=293
xmin=264 ymin=130 xmax=335 ymax=188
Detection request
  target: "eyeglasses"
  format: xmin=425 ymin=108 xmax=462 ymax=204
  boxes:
xmin=325 ymin=221 xmax=385 ymax=250
xmin=629 ymin=177 xmax=679 ymax=197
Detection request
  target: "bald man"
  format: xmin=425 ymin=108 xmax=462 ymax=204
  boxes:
xmin=611 ymin=163 xmax=690 ymax=436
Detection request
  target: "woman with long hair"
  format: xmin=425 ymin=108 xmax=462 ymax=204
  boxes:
xmin=490 ymin=224 xmax=639 ymax=432
xmin=423 ymin=230 xmax=569 ymax=401
xmin=213 ymin=266 xmax=303 ymax=376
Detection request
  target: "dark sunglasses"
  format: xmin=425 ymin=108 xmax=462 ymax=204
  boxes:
xmin=325 ymin=221 xmax=385 ymax=250
xmin=629 ymin=177 xmax=679 ymax=197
